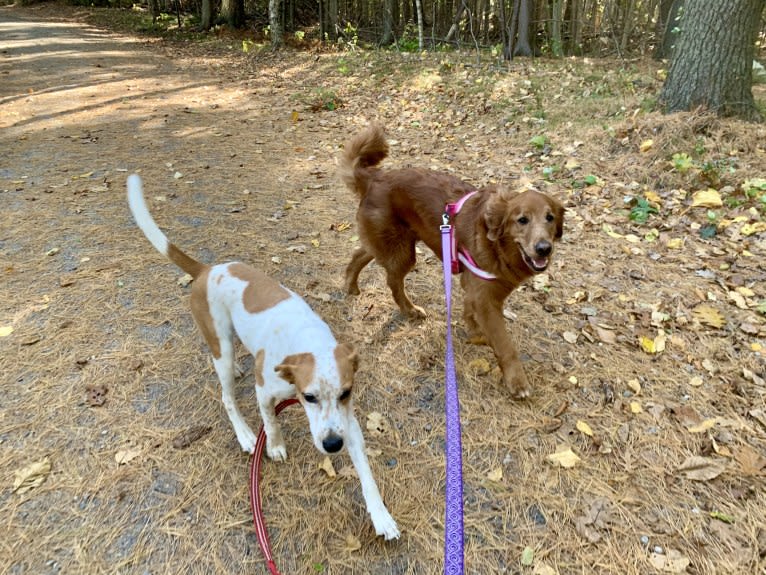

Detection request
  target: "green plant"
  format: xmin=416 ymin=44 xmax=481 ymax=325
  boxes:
xmin=530 ymin=135 xmax=548 ymax=150
xmin=629 ymin=197 xmax=658 ymax=224
xmin=671 ymin=152 xmax=694 ymax=173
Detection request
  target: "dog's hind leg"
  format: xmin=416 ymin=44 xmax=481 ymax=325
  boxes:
xmin=345 ymin=415 xmax=400 ymax=540
xmin=344 ymin=247 xmax=374 ymax=295
xmin=382 ymin=244 xmax=426 ymax=320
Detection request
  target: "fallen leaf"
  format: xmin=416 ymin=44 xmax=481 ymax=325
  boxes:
xmin=0 ymin=325 xmax=13 ymax=337
xmin=733 ymin=445 xmax=766 ymax=476
xmin=576 ymin=420 xmax=594 ymax=437
xmin=692 ymin=304 xmax=726 ymax=328
xmin=177 ymin=273 xmax=193 ymax=287
xmin=85 ymin=384 xmax=108 ymax=407
xmin=546 ymin=446 xmax=580 ymax=468
xmin=172 ymin=425 xmax=212 ymax=449
xmin=727 ymin=291 xmax=748 ymax=309
xmin=687 ymin=418 xmax=719 ymax=434
xmin=487 ymin=467 xmax=503 ymax=482
xmin=709 ymin=511 xmax=735 ymax=524
xmin=533 ymin=564 xmax=557 ymax=575
xmin=627 ymin=379 xmax=641 ymax=394
xmin=649 ymin=549 xmax=690 ymax=573
xmin=115 ymin=448 xmax=142 ymax=465
xmin=13 ymin=457 xmax=51 ymax=494
xmin=691 ymin=188 xmax=722 ymax=208
xmin=741 ymin=222 xmax=766 ymax=236
xmin=366 ymin=412 xmax=388 ymax=435
xmin=676 ymin=456 xmax=725 ymax=481
xmin=520 ymin=546 xmax=534 ymax=566
xmin=639 ymin=139 xmax=653 ymax=152
xmin=689 ymin=376 xmax=703 ymax=387
xmin=666 ymin=237 xmax=684 ymax=249
xmin=639 ymin=332 xmax=666 ymax=354
xmin=562 ymin=331 xmax=579 ymax=344
xmin=319 ymin=456 xmax=336 ymax=478
xmin=311 ymin=239 xmax=320 ymax=248
xmin=594 ymin=325 xmax=616 ymax=344
xmin=343 ymin=533 xmax=361 ymax=552
xmin=468 ymin=358 xmax=491 ymax=374
xmin=630 ymin=401 xmax=643 ymax=414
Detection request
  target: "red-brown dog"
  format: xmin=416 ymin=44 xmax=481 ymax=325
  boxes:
xmin=340 ymin=125 xmax=564 ymax=398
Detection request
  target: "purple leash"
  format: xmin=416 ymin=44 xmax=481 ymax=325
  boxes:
xmin=440 ymin=211 xmax=465 ymax=575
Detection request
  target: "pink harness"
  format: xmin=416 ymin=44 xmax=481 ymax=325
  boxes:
xmin=444 ymin=191 xmax=496 ymax=281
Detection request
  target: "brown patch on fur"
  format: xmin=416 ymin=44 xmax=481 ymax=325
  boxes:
xmin=254 ymin=349 xmax=265 ymax=387
xmin=227 ymin=263 xmax=290 ymax=313
xmin=167 ymin=242 xmax=206 ymax=279
xmin=341 ymin=125 xmax=565 ymax=398
xmin=189 ymin=267 xmax=220 ymax=359
xmin=334 ymin=343 xmax=358 ymax=392
xmin=274 ymin=353 xmax=315 ymax=392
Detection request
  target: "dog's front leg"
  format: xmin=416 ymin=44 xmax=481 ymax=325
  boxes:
xmin=465 ymin=282 xmax=530 ymax=399
xmin=213 ymin=342 xmax=258 ymax=453
xmin=345 ymin=415 xmax=400 ymax=540
xmin=255 ymin=391 xmax=288 ymax=462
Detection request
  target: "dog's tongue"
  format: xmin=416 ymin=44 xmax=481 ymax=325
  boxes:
xmin=532 ymin=257 xmax=548 ymax=270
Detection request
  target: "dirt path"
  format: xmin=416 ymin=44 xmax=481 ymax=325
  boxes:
xmin=2 ymin=4 xmax=766 ymax=575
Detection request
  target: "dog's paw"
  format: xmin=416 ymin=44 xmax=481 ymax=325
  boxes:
xmin=266 ymin=442 xmax=288 ymax=462
xmin=503 ymin=366 xmax=531 ymax=399
xmin=371 ymin=508 xmax=400 ymax=541
xmin=467 ymin=335 xmax=488 ymax=346
xmin=406 ymin=305 xmax=427 ymax=321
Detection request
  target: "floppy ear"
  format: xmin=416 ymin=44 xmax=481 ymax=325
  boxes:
xmin=335 ymin=343 xmax=359 ymax=374
xmin=549 ymin=196 xmax=565 ymax=239
xmin=274 ymin=353 xmax=315 ymax=386
xmin=484 ymin=191 xmax=510 ymax=242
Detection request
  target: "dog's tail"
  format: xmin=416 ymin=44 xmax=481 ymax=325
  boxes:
xmin=127 ymin=174 xmax=206 ymax=279
xmin=339 ymin=123 xmax=389 ymax=198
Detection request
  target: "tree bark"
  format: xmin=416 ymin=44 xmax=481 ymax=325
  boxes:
xmin=415 ymin=0 xmax=424 ymax=50
xmin=513 ymin=0 xmax=534 ymax=57
xmin=220 ymin=0 xmax=245 ymax=28
xmin=659 ymin=0 xmax=764 ymax=121
xmin=200 ymin=0 xmax=212 ymax=30
xmin=654 ymin=0 xmax=684 ymax=60
xmin=269 ymin=0 xmax=282 ymax=47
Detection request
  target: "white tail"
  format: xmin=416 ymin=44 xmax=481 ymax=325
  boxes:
xmin=127 ymin=174 xmax=169 ymax=257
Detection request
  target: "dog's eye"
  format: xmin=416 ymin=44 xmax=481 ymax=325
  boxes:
xmin=517 ymin=216 xmax=529 ymax=225
xmin=303 ymin=393 xmax=318 ymax=404
xmin=545 ymin=213 xmax=555 ymax=222
xmin=339 ymin=389 xmax=351 ymax=402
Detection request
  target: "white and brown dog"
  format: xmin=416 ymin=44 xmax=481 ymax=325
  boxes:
xmin=127 ymin=174 xmax=399 ymax=540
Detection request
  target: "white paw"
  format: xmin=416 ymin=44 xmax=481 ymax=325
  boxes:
xmin=371 ymin=508 xmax=400 ymax=540
xmin=266 ymin=442 xmax=288 ymax=462
xmin=235 ymin=426 xmax=258 ymax=454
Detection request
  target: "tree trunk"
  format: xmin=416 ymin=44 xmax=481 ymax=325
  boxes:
xmin=381 ymin=0 xmax=394 ymax=45
xmin=415 ymin=0 xmax=424 ymax=50
xmin=200 ymin=0 xmax=212 ymax=30
xmin=269 ymin=0 xmax=282 ymax=47
xmin=654 ymin=0 xmax=684 ymax=60
xmin=220 ymin=0 xmax=245 ymax=28
xmin=513 ymin=0 xmax=534 ymax=57
xmin=445 ymin=1 xmax=467 ymax=43
xmin=550 ymin=0 xmax=563 ymax=56
xmin=659 ymin=0 xmax=764 ymax=121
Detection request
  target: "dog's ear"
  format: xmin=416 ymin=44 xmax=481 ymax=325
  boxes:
xmin=484 ymin=190 xmax=511 ymax=242
xmin=549 ymin=196 xmax=565 ymax=239
xmin=335 ymin=343 xmax=359 ymax=375
xmin=275 ymin=353 xmax=315 ymax=387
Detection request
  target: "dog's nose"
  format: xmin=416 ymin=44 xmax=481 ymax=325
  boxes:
xmin=535 ymin=240 xmax=552 ymax=257
xmin=322 ymin=434 xmax=344 ymax=453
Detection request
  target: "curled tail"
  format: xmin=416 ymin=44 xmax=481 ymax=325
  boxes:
xmin=127 ymin=174 xmax=206 ymax=279
xmin=339 ymin=124 xmax=389 ymax=198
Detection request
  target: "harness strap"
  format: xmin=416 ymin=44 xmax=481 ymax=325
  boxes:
xmin=445 ymin=191 xmax=496 ymax=281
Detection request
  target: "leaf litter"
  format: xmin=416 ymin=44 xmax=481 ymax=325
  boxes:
xmin=1 ymin=6 xmax=765 ymax=575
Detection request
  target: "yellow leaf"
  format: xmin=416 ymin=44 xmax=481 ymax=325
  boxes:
xmin=687 ymin=418 xmax=720 ymax=434
xmin=311 ymin=239 xmax=320 ymax=248
xmin=639 ymin=139 xmax=654 ymax=153
xmin=736 ymin=286 xmax=755 ymax=297
xmin=602 ymin=223 xmax=623 ymax=239
xmin=0 ymin=325 xmax=13 ymax=337
xmin=692 ymin=304 xmax=726 ymax=328
xmin=727 ymin=291 xmax=748 ymax=309
xmin=291 ymin=110 xmax=299 ymax=123
xmin=644 ymin=190 xmax=662 ymax=205
xmin=752 ymin=342 xmax=763 ymax=352
xmin=468 ymin=358 xmax=491 ymax=374
xmin=319 ymin=456 xmax=336 ymax=478
xmin=576 ymin=420 xmax=594 ymax=437
xmin=742 ymin=222 xmax=766 ymax=236
xmin=691 ymin=189 xmax=722 ymax=208
xmin=639 ymin=332 xmax=666 ymax=354
xmin=666 ymin=238 xmax=684 ymax=249
xmin=487 ymin=467 xmax=503 ymax=482
xmin=546 ymin=447 xmax=581 ymax=468
xmin=13 ymin=457 xmax=52 ymax=494
xmin=627 ymin=379 xmax=641 ymax=394
xmin=630 ymin=401 xmax=643 ymax=414
xmin=689 ymin=376 xmax=704 ymax=387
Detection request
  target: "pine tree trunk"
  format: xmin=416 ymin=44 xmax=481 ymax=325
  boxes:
xmin=415 ymin=0 xmax=424 ymax=50
xmin=659 ymin=0 xmax=764 ymax=121
xmin=513 ymin=0 xmax=534 ymax=57
xmin=220 ymin=0 xmax=244 ymax=28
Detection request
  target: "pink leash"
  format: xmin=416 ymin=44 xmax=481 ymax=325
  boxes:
xmin=249 ymin=398 xmax=299 ymax=575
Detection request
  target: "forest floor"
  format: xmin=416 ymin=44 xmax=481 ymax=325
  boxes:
xmin=1 ymin=3 xmax=766 ymax=574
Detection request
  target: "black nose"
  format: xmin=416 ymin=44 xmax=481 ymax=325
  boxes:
xmin=535 ymin=240 xmax=552 ymax=257
xmin=322 ymin=435 xmax=343 ymax=453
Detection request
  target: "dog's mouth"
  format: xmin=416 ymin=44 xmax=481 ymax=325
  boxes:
xmin=519 ymin=246 xmax=550 ymax=273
